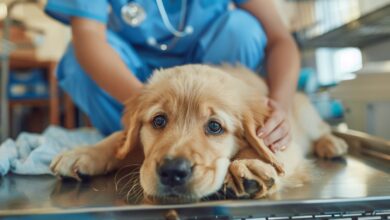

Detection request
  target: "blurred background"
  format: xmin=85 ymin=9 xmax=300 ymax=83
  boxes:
xmin=1 ymin=0 xmax=390 ymax=141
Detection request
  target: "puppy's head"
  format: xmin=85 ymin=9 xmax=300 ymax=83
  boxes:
xmin=117 ymin=65 xmax=281 ymax=203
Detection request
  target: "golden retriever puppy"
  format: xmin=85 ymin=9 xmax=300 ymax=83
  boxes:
xmin=50 ymin=64 xmax=348 ymax=202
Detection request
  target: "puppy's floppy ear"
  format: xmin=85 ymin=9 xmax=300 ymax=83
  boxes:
xmin=242 ymin=97 xmax=285 ymax=175
xmin=116 ymin=95 xmax=142 ymax=159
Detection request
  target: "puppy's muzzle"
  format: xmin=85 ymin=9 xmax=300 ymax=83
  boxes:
xmin=158 ymin=158 xmax=192 ymax=187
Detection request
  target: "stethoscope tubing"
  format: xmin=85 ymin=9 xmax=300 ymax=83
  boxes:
xmin=121 ymin=0 xmax=194 ymax=51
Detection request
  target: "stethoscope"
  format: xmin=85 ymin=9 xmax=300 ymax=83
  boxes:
xmin=121 ymin=0 xmax=194 ymax=51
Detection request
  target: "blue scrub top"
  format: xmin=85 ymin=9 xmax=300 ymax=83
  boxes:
xmin=45 ymin=0 xmax=249 ymax=55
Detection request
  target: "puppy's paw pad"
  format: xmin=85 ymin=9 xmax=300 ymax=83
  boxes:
xmin=243 ymin=179 xmax=261 ymax=195
xmin=315 ymin=134 xmax=348 ymax=159
xmin=225 ymin=159 xmax=277 ymax=199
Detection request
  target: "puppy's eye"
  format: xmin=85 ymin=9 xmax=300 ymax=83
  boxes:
xmin=152 ymin=115 xmax=167 ymax=128
xmin=206 ymin=120 xmax=223 ymax=135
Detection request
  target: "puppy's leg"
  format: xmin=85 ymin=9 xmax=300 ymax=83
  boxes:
xmin=50 ymin=132 xmax=134 ymax=180
xmin=293 ymin=93 xmax=348 ymax=159
xmin=314 ymin=134 xmax=348 ymax=159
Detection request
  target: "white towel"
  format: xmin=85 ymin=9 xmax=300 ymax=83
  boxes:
xmin=0 ymin=126 xmax=104 ymax=176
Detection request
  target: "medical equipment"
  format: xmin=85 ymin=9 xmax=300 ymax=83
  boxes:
xmin=121 ymin=2 xmax=146 ymax=27
xmin=155 ymin=0 xmax=193 ymax=38
xmin=121 ymin=0 xmax=194 ymax=51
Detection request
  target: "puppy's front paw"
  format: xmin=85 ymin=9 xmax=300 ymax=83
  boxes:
xmin=224 ymin=159 xmax=278 ymax=199
xmin=315 ymin=134 xmax=348 ymax=159
xmin=50 ymin=147 xmax=101 ymax=181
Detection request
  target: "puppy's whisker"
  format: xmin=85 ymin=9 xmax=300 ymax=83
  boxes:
xmin=134 ymin=188 xmax=144 ymax=203
xmin=114 ymin=164 xmax=141 ymax=187
xmin=126 ymin=189 xmax=131 ymax=203
xmin=115 ymin=172 xmax=134 ymax=191
xmin=118 ymin=180 xmax=133 ymax=195
xmin=127 ymin=182 xmax=140 ymax=195
xmin=121 ymin=173 xmax=142 ymax=203
xmin=121 ymin=182 xmax=140 ymax=198
xmin=117 ymin=171 xmax=137 ymax=181
xmin=125 ymin=184 xmax=140 ymax=202
xmin=114 ymin=169 xmax=140 ymax=184
xmin=117 ymin=163 xmax=141 ymax=173
xmin=122 ymin=175 xmax=139 ymax=188
xmin=114 ymin=171 xmax=140 ymax=191
xmin=117 ymin=182 xmax=136 ymax=195
xmin=133 ymin=187 xmax=144 ymax=203
xmin=114 ymin=168 xmax=133 ymax=186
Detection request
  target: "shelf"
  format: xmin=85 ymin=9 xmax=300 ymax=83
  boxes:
xmin=2 ymin=57 xmax=61 ymax=128
xmin=4 ymin=56 xmax=76 ymax=130
xmin=9 ymin=99 xmax=49 ymax=107
xmin=295 ymin=4 xmax=390 ymax=48
xmin=9 ymin=57 xmax=54 ymax=69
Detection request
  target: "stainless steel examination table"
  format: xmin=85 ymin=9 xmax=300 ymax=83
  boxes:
xmin=0 ymin=130 xmax=389 ymax=220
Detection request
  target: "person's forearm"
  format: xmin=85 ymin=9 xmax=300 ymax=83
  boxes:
xmin=71 ymin=19 xmax=143 ymax=103
xmin=266 ymin=37 xmax=300 ymax=111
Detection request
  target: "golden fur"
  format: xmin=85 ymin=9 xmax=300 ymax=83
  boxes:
xmin=51 ymin=64 xmax=348 ymax=202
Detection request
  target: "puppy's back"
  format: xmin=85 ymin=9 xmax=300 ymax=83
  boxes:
xmin=218 ymin=65 xmax=269 ymax=97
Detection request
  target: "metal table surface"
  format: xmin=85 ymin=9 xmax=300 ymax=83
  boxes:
xmin=0 ymin=155 xmax=389 ymax=218
xmin=0 ymin=132 xmax=390 ymax=219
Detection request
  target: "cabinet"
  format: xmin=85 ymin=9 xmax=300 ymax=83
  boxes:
xmin=6 ymin=57 xmax=75 ymax=136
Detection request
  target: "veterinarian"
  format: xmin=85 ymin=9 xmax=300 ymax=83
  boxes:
xmin=45 ymin=0 xmax=300 ymax=152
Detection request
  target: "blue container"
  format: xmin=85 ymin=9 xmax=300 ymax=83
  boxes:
xmin=7 ymin=69 xmax=49 ymax=100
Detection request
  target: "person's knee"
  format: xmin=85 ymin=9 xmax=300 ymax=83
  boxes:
xmin=57 ymin=45 xmax=123 ymax=135
xmin=57 ymin=45 xmax=91 ymax=89
xmin=225 ymin=10 xmax=267 ymax=47
xmin=223 ymin=10 xmax=268 ymax=69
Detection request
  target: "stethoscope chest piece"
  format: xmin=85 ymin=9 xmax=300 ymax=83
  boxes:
xmin=121 ymin=2 xmax=146 ymax=27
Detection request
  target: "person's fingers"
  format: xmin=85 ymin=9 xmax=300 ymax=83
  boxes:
xmin=257 ymin=111 xmax=284 ymax=138
xmin=267 ymin=99 xmax=279 ymax=109
xmin=271 ymin=132 xmax=292 ymax=152
xmin=262 ymin=97 xmax=269 ymax=106
xmin=263 ymin=120 xmax=289 ymax=146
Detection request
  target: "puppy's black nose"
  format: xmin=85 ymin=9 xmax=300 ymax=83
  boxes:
xmin=158 ymin=158 xmax=192 ymax=187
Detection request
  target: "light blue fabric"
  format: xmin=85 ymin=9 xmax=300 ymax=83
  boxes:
xmin=0 ymin=126 xmax=103 ymax=176
xmin=44 ymin=0 xmax=268 ymax=135
xmin=194 ymin=10 xmax=267 ymax=70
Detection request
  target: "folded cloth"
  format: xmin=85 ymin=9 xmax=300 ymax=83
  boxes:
xmin=0 ymin=126 xmax=104 ymax=176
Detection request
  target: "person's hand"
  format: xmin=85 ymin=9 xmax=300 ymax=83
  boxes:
xmin=257 ymin=99 xmax=291 ymax=153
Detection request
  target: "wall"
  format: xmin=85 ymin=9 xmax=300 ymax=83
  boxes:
xmin=362 ymin=40 xmax=390 ymax=63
